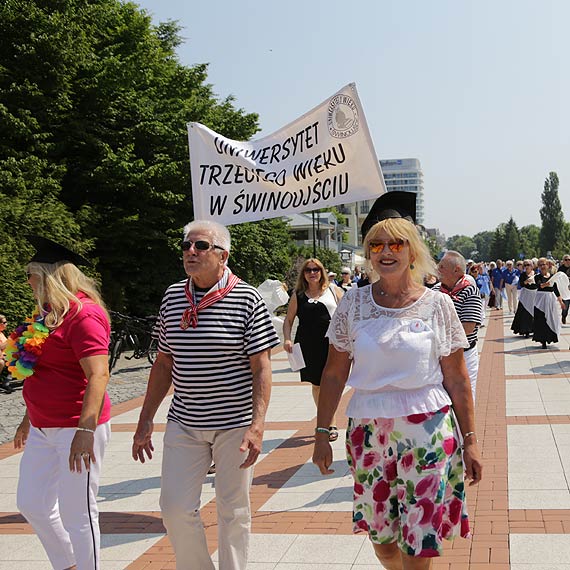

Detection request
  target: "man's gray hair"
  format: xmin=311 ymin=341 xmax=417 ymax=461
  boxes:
xmin=443 ymin=250 xmax=466 ymax=273
xmin=183 ymin=220 xmax=231 ymax=253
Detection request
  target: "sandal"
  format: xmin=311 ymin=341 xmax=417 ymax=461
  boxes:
xmin=328 ymin=426 xmax=339 ymax=442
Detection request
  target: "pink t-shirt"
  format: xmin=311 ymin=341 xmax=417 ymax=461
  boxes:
xmin=23 ymin=293 xmax=111 ymax=428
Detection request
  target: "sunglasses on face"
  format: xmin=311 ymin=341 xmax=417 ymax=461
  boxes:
xmin=181 ymin=240 xmax=224 ymax=252
xmin=368 ymin=239 xmax=406 ymax=254
xmin=304 ymin=267 xmax=321 ymax=274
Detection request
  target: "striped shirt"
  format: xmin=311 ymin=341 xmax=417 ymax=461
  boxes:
xmin=157 ymin=279 xmax=280 ymax=430
xmin=433 ymin=282 xmax=483 ymax=347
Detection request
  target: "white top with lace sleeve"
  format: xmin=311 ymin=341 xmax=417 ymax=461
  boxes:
xmin=326 ymin=286 xmax=469 ymax=419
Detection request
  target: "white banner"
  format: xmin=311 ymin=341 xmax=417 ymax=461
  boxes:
xmin=188 ymin=83 xmax=386 ymax=225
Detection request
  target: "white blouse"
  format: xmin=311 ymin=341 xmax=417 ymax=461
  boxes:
xmin=326 ymin=286 xmax=469 ymax=419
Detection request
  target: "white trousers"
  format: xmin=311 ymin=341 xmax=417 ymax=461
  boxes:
xmin=464 ymin=346 xmax=479 ymax=403
xmin=505 ymin=283 xmax=519 ymax=312
xmin=17 ymin=422 xmax=111 ymax=570
xmin=160 ymin=421 xmax=253 ymax=570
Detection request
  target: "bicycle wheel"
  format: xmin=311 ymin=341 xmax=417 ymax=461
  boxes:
xmin=109 ymin=336 xmax=123 ymax=372
xmin=147 ymin=338 xmax=158 ymax=365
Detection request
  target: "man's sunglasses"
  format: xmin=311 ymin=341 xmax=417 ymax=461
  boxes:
xmin=369 ymin=240 xmax=406 ymax=254
xmin=181 ymin=240 xmax=224 ymax=252
xmin=304 ymin=267 xmax=321 ymax=274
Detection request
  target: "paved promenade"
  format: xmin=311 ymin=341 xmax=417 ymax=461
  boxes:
xmin=1 ymin=310 xmax=570 ymax=569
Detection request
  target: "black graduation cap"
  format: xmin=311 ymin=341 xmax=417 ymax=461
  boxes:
xmin=361 ymin=191 xmax=417 ymax=240
xmin=26 ymin=235 xmax=91 ymax=267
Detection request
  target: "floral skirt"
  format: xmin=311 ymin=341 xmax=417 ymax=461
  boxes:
xmin=346 ymin=406 xmax=470 ymax=558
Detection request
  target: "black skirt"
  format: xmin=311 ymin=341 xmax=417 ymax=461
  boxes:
xmin=511 ymin=304 xmax=533 ymax=335
xmin=533 ymin=307 xmax=558 ymax=345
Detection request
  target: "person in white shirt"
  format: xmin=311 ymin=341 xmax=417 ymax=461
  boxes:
xmin=312 ymin=192 xmax=482 ymax=570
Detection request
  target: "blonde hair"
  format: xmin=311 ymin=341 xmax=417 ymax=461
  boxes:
xmin=26 ymin=261 xmax=108 ymax=330
xmin=363 ymin=218 xmax=436 ymax=285
xmin=295 ymin=258 xmax=328 ymax=293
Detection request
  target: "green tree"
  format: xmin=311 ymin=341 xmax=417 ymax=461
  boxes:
xmin=1 ymin=0 xmax=261 ymax=317
xmin=489 ymin=224 xmax=506 ymax=261
xmin=519 ymin=224 xmax=540 ymax=259
xmin=553 ymin=222 xmax=570 ymax=260
xmin=445 ymin=235 xmax=476 ymax=260
xmin=228 ymin=219 xmax=293 ymax=286
xmin=539 ymin=171 xmax=565 ymax=255
xmin=503 ymin=217 xmax=521 ymax=261
xmin=472 ymin=231 xmax=494 ymax=261
xmin=424 ymin=236 xmax=441 ymax=260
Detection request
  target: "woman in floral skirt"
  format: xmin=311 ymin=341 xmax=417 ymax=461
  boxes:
xmin=312 ymin=192 xmax=482 ymax=570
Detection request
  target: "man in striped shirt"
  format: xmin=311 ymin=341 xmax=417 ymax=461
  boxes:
xmin=435 ymin=251 xmax=483 ymax=402
xmin=132 ymin=220 xmax=280 ymax=570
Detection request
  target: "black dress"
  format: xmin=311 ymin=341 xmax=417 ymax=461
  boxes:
xmin=294 ymin=288 xmax=336 ymax=385
xmin=511 ymin=274 xmax=537 ymax=336
xmin=532 ymin=274 xmax=560 ymax=346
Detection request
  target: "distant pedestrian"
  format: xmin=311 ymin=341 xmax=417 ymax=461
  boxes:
xmin=533 ymin=258 xmax=565 ymax=349
xmin=435 ymin=251 xmax=483 ymax=401
xmin=474 ymin=263 xmax=491 ymax=320
xmin=550 ymin=261 xmax=570 ymax=327
xmin=0 ymin=315 xmax=11 ymax=393
xmin=557 ymin=255 xmax=570 ymax=323
xmin=339 ymin=267 xmax=356 ymax=292
xmin=503 ymin=260 xmax=520 ymax=314
xmin=511 ymin=260 xmax=536 ymax=337
xmin=490 ymin=261 xmax=505 ymax=310
xmin=283 ymin=258 xmax=343 ymax=442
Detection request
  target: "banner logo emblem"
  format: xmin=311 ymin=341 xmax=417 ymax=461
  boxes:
xmin=327 ymin=94 xmax=359 ymax=139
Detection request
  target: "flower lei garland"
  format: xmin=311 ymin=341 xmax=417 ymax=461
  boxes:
xmin=5 ymin=310 xmax=50 ymax=380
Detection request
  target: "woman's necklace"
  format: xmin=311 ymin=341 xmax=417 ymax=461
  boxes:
xmin=374 ymin=282 xmax=421 ymax=307
xmin=5 ymin=310 xmax=50 ymax=380
xmin=306 ymin=287 xmax=324 ymax=303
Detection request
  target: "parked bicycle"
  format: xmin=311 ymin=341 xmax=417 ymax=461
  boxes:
xmin=108 ymin=312 xmax=158 ymax=372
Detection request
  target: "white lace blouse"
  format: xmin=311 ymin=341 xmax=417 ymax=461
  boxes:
xmin=326 ymin=286 xmax=469 ymax=419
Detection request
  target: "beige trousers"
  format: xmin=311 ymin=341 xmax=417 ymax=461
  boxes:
xmin=160 ymin=421 xmax=253 ymax=570
xmin=505 ymin=283 xmax=519 ymax=312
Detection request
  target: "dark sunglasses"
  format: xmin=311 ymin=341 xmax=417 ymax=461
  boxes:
xmin=304 ymin=267 xmax=321 ymax=274
xmin=369 ymin=239 xmax=406 ymax=254
xmin=181 ymin=240 xmax=224 ymax=252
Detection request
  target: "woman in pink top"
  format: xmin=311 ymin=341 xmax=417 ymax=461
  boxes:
xmin=11 ymin=236 xmax=111 ymax=570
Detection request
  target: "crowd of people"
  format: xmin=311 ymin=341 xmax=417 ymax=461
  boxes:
xmin=457 ymin=256 xmax=569 ymax=349
xmin=1 ymin=200 xmax=568 ymax=570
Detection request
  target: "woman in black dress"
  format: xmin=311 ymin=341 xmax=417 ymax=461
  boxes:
xmin=511 ymin=259 xmax=537 ymax=337
xmin=283 ymin=258 xmax=343 ymax=440
xmin=533 ymin=258 xmax=566 ymax=348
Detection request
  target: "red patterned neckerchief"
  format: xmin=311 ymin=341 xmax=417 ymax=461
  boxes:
xmin=180 ymin=268 xmax=241 ymax=329
xmin=439 ymin=275 xmax=472 ymax=301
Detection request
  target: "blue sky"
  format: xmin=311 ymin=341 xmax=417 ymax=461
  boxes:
xmin=135 ymin=0 xmax=569 ymax=238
